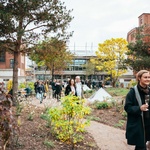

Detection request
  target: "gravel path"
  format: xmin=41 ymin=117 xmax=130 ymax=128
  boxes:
xmin=30 ymin=96 xmax=134 ymax=150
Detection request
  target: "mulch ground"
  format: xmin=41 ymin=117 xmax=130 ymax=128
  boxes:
xmin=2 ymin=96 xmax=127 ymax=150
xmin=6 ymin=104 xmax=99 ymax=150
xmin=89 ymin=105 xmax=126 ymax=130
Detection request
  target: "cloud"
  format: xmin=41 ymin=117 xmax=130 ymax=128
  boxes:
xmin=64 ymin=0 xmax=150 ymax=50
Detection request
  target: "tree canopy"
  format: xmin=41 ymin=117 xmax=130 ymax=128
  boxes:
xmin=91 ymin=38 xmax=128 ymax=87
xmin=0 ymin=0 xmax=73 ymax=49
xmin=125 ymin=26 xmax=150 ymax=71
xmin=29 ymin=38 xmax=74 ymax=80
xmin=0 ymin=0 xmax=73 ymax=103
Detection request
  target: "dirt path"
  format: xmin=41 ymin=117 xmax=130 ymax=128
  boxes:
xmin=30 ymin=96 xmax=134 ymax=150
xmin=86 ymin=121 xmax=133 ymax=150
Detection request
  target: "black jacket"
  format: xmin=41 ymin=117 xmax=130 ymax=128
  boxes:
xmin=55 ymin=83 xmax=62 ymax=94
xmin=37 ymin=84 xmax=45 ymax=93
xmin=124 ymin=86 xmax=150 ymax=147
xmin=65 ymin=85 xmax=76 ymax=96
xmin=65 ymin=85 xmax=71 ymax=96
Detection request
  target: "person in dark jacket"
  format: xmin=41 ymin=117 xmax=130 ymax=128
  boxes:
xmin=36 ymin=81 xmax=45 ymax=103
xmin=124 ymin=70 xmax=150 ymax=150
xmin=65 ymin=79 xmax=76 ymax=96
xmin=34 ymin=80 xmax=39 ymax=99
xmin=55 ymin=80 xmax=62 ymax=101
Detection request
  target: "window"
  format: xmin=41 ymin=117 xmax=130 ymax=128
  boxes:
xmin=0 ymin=50 xmax=5 ymax=62
xmin=10 ymin=59 xmax=14 ymax=68
xmin=65 ymin=59 xmax=87 ymax=71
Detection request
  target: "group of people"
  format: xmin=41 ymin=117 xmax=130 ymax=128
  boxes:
xmin=51 ymin=76 xmax=83 ymax=101
xmin=34 ymin=76 xmax=83 ymax=103
xmin=65 ymin=76 xmax=83 ymax=97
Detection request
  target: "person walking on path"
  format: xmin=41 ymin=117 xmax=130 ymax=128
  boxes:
xmin=65 ymin=79 xmax=76 ymax=96
xmin=55 ymin=80 xmax=62 ymax=101
xmin=34 ymin=80 xmax=39 ymax=98
xmin=124 ymin=70 xmax=150 ymax=150
xmin=36 ymin=81 xmax=45 ymax=104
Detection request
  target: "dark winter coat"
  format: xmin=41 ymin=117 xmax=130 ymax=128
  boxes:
xmin=124 ymin=86 xmax=150 ymax=147
xmin=37 ymin=84 xmax=45 ymax=94
xmin=65 ymin=85 xmax=76 ymax=96
xmin=55 ymin=83 xmax=62 ymax=95
xmin=51 ymin=82 xmax=56 ymax=91
xmin=34 ymin=82 xmax=39 ymax=93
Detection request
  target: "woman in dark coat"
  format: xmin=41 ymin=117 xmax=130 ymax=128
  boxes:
xmin=65 ymin=79 xmax=76 ymax=96
xmin=55 ymin=80 xmax=62 ymax=101
xmin=124 ymin=70 xmax=150 ymax=150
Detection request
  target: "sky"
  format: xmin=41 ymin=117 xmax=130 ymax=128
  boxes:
xmin=63 ymin=0 xmax=150 ymax=52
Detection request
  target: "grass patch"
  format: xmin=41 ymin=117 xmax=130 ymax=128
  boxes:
xmin=105 ymin=88 xmax=129 ymax=96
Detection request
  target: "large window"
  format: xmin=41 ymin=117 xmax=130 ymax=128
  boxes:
xmin=66 ymin=59 xmax=87 ymax=71
xmin=74 ymin=59 xmax=86 ymax=66
xmin=0 ymin=50 xmax=5 ymax=62
xmin=10 ymin=59 xmax=14 ymax=68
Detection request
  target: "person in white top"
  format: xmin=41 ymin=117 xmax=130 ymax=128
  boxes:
xmin=75 ymin=76 xmax=83 ymax=98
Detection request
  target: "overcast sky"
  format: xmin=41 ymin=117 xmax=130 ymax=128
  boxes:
xmin=63 ymin=0 xmax=150 ymax=52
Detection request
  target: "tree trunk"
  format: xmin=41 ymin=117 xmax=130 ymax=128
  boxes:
xmin=12 ymin=51 xmax=19 ymax=105
xmin=112 ymin=81 xmax=116 ymax=87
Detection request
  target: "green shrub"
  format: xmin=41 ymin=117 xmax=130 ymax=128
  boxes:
xmin=46 ymin=95 xmax=91 ymax=148
xmin=88 ymin=90 xmax=93 ymax=93
xmin=19 ymin=82 xmax=34 ymax=90
xmin=94 ymin=101 xmax=111 ymax=109
xmin=19 ymin=82 xmax=26 ymax=89
xmin=27 ymin=82 xmax=34 ymax=90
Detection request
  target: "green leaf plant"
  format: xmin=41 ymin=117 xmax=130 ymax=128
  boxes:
xmin=47 ymin=95 xmax=91 ymax=149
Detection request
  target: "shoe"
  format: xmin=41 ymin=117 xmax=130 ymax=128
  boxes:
xmin=40 ymin=101 xmax=42 ymax=104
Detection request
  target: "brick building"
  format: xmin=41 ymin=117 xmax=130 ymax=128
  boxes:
xmin=127 ymin=13 xmax=150 ymax=43
xmin=0 ymin=50 xmax=26 ymax=82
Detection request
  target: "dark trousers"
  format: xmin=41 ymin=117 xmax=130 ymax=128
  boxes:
xmin=55 ymin=92 xmax=61 ymax=101
xmin=135 ymin=146 xmax=146 ymax=150
xmin=52 ymin=90 xmax=56 ymax=98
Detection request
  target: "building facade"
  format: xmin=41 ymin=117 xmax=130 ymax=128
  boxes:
xmin=127 ymin=13 xmax=150 ymax=43
xmin=0 ymin=50 xmax=26 ymax=82
xmin=32 ymin=55 xmax=108 ymax=82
